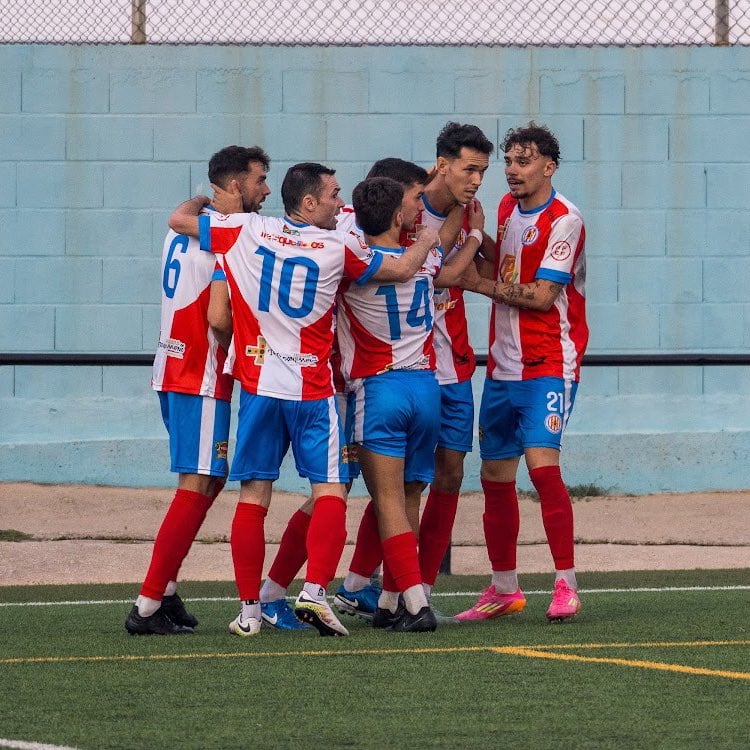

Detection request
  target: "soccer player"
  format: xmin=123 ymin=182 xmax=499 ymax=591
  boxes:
xmin=455 ymin=122 xmax=588 ymax=623
xmin=405 ymin=123 xmax=495 ymax=602
xmin=125 ymin=145 xmax=271 ymax=635
xmin=336 ymin=176 xmax=485 ymax=631
xmin=169 ymin=162 xmax=439 ymax=637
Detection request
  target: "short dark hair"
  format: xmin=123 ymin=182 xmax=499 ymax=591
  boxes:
xmin=366 ymin=158 xmax=428 ymax=188
xmin=502 ymin=122 xmax=561 ymax=166
xmin=281 ymin=162 xmax=336 ymax=214
xmin=207 ymin=145 xmax=270 ymax=188
xmin=436 ymin=122 xmax=494 ymax=159
xmin=352 ymin=177 xmax=404 ymax=237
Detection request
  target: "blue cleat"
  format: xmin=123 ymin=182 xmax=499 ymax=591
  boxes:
xmin=333 ymin=582 xmax=382 ymax=621
xmin=261 ymin=598 xmax=310 ymax=630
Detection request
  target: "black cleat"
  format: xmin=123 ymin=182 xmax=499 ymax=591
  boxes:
xmin=124 ymin=605 xmax=194 ymax=635
xmin=372 ymin=603 xmax=403 ymax=629
xmin=161 ymin=593 xmax=199 ymax=628
xmin=386 ymin=605 xmax=437 ymax=633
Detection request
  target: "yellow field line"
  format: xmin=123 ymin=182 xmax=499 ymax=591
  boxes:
xmin=2 ymin=638 xmax=749 ymax=682
xmin=496 ymin=646 xmax=750 ymax=681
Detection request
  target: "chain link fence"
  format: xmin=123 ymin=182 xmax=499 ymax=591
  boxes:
xmin=1 ymin=0 xmax=748 ymax=45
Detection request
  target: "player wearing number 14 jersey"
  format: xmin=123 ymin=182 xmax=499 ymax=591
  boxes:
xmin=169 ymin=162 xmax=437 ymax=638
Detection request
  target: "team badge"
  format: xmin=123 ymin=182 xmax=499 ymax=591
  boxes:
xmin=522 ymin=226 xmax=539 ymax=245
xmin=215 ymin=440 xmax=228 ymax=460
xmin=550 ymin=240 xmax=572 ymax=261
xmin=544 ymin=414 xmax=563 ymax=434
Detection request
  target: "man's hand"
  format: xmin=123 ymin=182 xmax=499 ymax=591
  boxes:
xmin=211 ymin=181 xmax=243 ymax=214
xmin=414 ymin=225 xmax=440 ymax=250
xmin=467 ymin=199 xmax=485 ymax=233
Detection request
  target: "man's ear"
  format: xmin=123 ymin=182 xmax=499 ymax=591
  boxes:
xmin=435 ymin=156 xmax=448 ymax=175
xmin=229 ymin=178 xmax=241 ymax=194
xmin=394 ymin=208 xmax=404 ymax=231
xmin=301 ymin=193 xmax=317 ymax=212
xmin=544 ymin=160 xmax=557 ymax=177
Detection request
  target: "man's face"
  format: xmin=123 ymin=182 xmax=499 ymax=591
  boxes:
xmin=504 ymin=143 xmax=556 ymax=208
xmin=238 ymin=160 xmax=271 ymax=212
xmin=309 ymin=174 xmax=344 ymax=230
xmin=439 ymin=147 xmax=490 ymax=205
xmin=400 ymin=182 xmax=425 ymax=231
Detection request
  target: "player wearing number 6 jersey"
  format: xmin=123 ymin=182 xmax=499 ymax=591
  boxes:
xmin=125 ymin=145 xmax=271 ymax=636
xmin=457 ymin=122 xmax=588 ymax=624
xmin=169 ymin=162 xmax=438 ymax=637
xmin=337 ymin=176 xmax=485 ymax=632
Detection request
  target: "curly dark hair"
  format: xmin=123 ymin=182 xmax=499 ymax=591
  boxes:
xmin=207 ymin=145 xmax=270 ymax=187
xmin=501 ymin=122 xmax=560 ymax=165
xmin=351 ymin=177 xmax=404 ymax=236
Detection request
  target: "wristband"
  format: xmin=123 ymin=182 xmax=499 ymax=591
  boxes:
xmin=468 ymin=228 xmax=483 ymax=243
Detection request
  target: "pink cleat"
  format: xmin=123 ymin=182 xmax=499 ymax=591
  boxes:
xmin=546 ymin=579 xmax=581 ymax=622
xmin=454 ymin=585 xmax=526 ymax=622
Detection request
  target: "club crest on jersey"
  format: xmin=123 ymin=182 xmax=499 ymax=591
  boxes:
xmin=522 ymin=226 xmax=540 ymax=245
xmin=214 ymin=440 xmax=228 ymax=460
xmin=544 ymin=414 xmax=563 ymax=434
xmin=550 ymin=240 xmax=572 ymax=261
xmin=159 ymin=337 xmax=186 ymax=359
xmin=500 ymin=254 xmax=517 ymax=283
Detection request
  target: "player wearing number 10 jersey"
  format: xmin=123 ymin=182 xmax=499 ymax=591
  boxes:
xmin=169 ymin=162 xmax=438 ymax=638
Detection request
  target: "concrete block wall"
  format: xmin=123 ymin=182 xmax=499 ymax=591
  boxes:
xmin=0 ymin=43 xmax=749 ymax=493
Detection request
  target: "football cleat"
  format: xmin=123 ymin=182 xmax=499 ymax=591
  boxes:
xmin=454 ymin=585 xmax=527 ymax=622
xmin=161 ymin=593 xmax=199 ymax=629
xmin=229 ymin=612 xmax=262 ymax=637
xmin=124 ymin=605 xmax=194 ymax=635
xmin=294 ymin=591 xmax=349 ymax=637
xmin=333 ymin=582 xmax=382 ymax=621
xmin=546 ymin=579 xmax=581 ymax=622
xmin=261 ymin=598 xmax=309 ymax=630
xmin=386 ymin=604 xmax=437 ymax=633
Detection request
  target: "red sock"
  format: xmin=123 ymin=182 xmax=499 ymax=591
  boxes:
xmin=140 ymin=489 xmax=212 ymax=600
xmin=481 ymin=478 xmax=519 ymax=571
xmin=530 ymin=465 xmax=575 ymax=570
xmin=382 ymin=559 xmax=396 ymax=592
xmin=349 ymin=501 xmax=382 ymax=577
xmin=230 ymin=503 xmax=268 ymax=601
xmin=418 ymin=488 xmax=460 ymax=586
xmin=382 ymin=531 xmax=422 ymax=592
xmin=267 ymin=509 xmax=311 ymax=588
xmin=305 ymin=495 xmax=347 ymax=587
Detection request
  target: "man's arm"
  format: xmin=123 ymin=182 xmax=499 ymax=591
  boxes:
xmin=207 ymin=278 xmax=232 ymax=350
xmin=435 ymin=200 xmax=485 ymax=288
xmin=371 ymin=226 xmax=440 ymax=283
xmin=468 ymin=275 xmax=564 ymax=311
xmin=168 ymin=195 xmax=210 ymax=237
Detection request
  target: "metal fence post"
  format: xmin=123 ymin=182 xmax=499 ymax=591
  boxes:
xmin=715 ymin=0 xmax=730 ymax=45
xmin=131 ymin=0 xmax=147 ymax=44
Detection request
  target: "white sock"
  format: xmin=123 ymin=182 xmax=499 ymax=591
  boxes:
xmin=422 ymin=582 xmax=433 ymax=597
xmin=491 ymin=570 xmax=519 ymax=593
xmin=555 ymin=568 xmax=578 ymax=589
xmin=163 ymin=580 xmax=177 ymax=597
xmin=136 ymin=595 xmax=161 ymax=618
xmin=260 ymin=578 xmax=286 ymax=603
xmin=343 ymin=572 xmax=370 ymax=592
xmin=241 ymin=599 xmax=261 ymax=621
xmin=302 ymin=582 xmax=327 ymax=602
xmin=378 ymin=590 xmax=400 ymax=613
xmin=402 ymin=585 xmax=429 ymax=615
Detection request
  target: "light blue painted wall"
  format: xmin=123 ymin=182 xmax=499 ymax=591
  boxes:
xmin=1 ymin=44 xmax=749 ymax=493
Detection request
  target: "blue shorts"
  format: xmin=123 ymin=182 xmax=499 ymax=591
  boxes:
xmin=338 ymin=388 xmax=361 ymax=482
xmin=230 ymin=389 xmax=347 ymax=484
xmin=478 ymin=377 xmax=578 ymax=460
xmin=352 ymin=370 xmax=440 ymax=484
xmin=438 ymin=379 xmax=475 ymax=452
xmin=158 ymin=391 xmax=230 ymax=477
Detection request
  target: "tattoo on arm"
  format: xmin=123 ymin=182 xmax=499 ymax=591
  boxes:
xmin=494 ymin=280 xmax=563 ymax=308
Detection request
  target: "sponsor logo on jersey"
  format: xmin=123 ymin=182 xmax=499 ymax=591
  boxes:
xmin=545 ymin=413 xmax=563 ymax=434
xmin=159 ymin=337 xmax=186 ymax=359
xmin=497 ymin=217 xmax=510 ymax=241
xmin=549 ymin=240 xmax=572 ymax=261
xmin=282 ymin=225 xmax=301 ymax=236
xmin=215 ymin=440 xmax=228 ymax=459
xmin=260 ymin=231 xmax=325 ymax=249
xmin=245 ymin=336 xmax=319 ymax=367
xmin=522 ymin=226 xmax=540 ymax=245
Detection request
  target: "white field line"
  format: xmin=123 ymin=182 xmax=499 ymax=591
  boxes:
xmin=0 ymin=739 xmax=80 ymax=750
xmin=0 ymin=585 xmax=748 ymax=608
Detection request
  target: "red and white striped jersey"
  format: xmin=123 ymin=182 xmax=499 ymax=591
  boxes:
xmin=151 ymin=213 xmax=233 ymax=401
xmin=336 ymin=243 xmax=443 ymax=379
xmin=202 ymin=212 xmax=382 ymax=401
xmin=488 ymin=190 xmax=588 ymax=382
xmin=400 ymin=198 xmax=476 ymax=385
